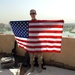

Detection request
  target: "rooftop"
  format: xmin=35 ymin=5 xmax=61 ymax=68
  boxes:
xmin=0 ymin=66 xmax=75 ymax=75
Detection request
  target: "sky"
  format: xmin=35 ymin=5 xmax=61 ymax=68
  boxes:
xmin=0 ymin=0 xmax=75 ymax=24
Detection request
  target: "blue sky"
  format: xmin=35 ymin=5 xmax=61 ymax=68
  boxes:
xmin=0 ymin=0 xmax=75 ymax=24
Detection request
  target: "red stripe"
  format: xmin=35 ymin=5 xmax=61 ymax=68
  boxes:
xmin=26 ymin=46 xmax=61 ymax=48
xmin=17 ymin=40 xmax=62 ymax=43
xmin=29 ymin=25 xmax=63 ymax=28
xmin=26 ymin=50 xmax=61 ymax=53
xmin=29 ymin=30 xmax=63 ymax=33
xmin=29 ymin=36 xmax=62 ymax=38
xmin=30 ymin=20 xmax=64 ymax=23
xmin=18 ymin=41 xmax=61 ymax=48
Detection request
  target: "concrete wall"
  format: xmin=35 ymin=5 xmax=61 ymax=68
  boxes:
xmin=0 ymin=34 xmax=75 ymax=67
xmin=44 ymin=37 xmax=75 ymax=67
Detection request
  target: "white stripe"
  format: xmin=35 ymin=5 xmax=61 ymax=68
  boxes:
xmin=28 ymin=38 xmax=62 ymax=41
xmin=16 ymin=37 xmax=62 ymax=41
xmin=26 ymin=48 xmax=61 ymax=51
xmin=18 ymin=44 xmax=61 ymax=51
xmin=29 ymin=28 xmax=63 ymax=31
xmin=17 ymin=40 xmax=61 ymax=46
xmin=29 ymin=33 xmax=62 ymax=36
xmin=18 ymin=44 xmax=24 ymax=48
xmin=29 ymin=23 xmax=63 ymax=26
xmin=15 ymin=36 xmax=27 ymax=40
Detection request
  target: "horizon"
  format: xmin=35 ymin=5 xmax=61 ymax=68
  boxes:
xmin=0 ymin=0 xmax=75 ymax=24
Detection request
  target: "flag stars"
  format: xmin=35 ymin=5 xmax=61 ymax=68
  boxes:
xmin=10 ymin=21 xmax=29 ymax=38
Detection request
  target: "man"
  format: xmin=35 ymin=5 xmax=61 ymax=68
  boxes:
xmin=29 ymin=9 xmax=43 ymax=72
xmin=30 ymin=9 xmax=37 ymax=20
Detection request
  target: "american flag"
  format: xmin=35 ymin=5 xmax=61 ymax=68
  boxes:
xmin=10 ymin=20 xmax=64 ymax=53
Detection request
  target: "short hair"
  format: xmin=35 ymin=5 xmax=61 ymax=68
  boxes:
xmin=30 ymin=9 xmax=36 ymax=14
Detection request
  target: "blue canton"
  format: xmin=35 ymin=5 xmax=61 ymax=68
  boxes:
xmin=10 ymin=21 xmax=29 ymax=38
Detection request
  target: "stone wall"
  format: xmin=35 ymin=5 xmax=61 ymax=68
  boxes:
xmin=0 ymin=35 xmax=75 ymax=67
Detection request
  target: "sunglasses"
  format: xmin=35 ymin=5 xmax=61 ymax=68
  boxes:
xmin=30 ymin=13 xmax=36 ymax=15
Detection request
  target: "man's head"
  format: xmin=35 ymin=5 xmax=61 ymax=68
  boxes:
xmin=30 ymin=9 xmax=37 ymax=20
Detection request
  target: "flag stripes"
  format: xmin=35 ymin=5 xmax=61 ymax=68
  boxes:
xmin=10 ymin=20 xmax=64 ymax=53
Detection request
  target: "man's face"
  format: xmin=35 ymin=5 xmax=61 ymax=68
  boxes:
xmin=30 ymin=13 xmax=36 ymax=19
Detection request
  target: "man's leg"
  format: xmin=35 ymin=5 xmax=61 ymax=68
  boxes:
xmin=30 ymin=53 xmax=34 ymax=72
xmin=38 ymin=53 xmax=43 ymax=72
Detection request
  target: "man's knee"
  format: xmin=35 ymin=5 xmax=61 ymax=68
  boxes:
xmin=37 ymin=53 xmax=43 ymax=64
xmin=30 ymin=58 xmax=34 ymax=64
xmin=38 ymin=56 xmax=43 ymax=64
xmin=30 ymin=53 xmax=34 ymax=64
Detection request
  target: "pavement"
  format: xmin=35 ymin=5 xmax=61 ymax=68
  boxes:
xmin=24 ymin=66 xmax=75 ymax=75
xmin=0 ymin=69 xmax=19 ymax=75
xmin=0 ymin=59 xmax=19 ymax=75
xmin=0 ymin=66 xmax=75 ymax=75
